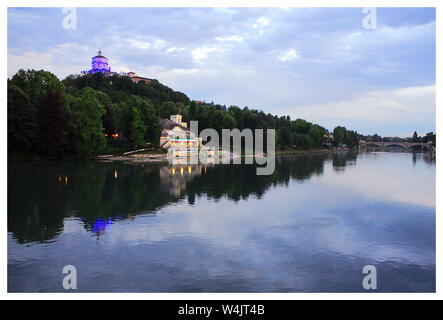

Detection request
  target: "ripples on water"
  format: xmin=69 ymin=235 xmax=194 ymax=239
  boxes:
xmin=8 ymin=151 xmax=435 ymax=292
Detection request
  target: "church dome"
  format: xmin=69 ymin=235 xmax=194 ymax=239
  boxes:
xmin=89 ymin=49 xmax=111 ymax=74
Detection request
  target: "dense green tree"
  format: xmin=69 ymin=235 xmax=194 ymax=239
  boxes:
xmin=301 ymin=134 xmax=315 ymax=149
xmin=129 ymin=96 xmax=161 ymax=145
xmin=7 ymin=85 xmax=37 ymax=151
xmin=209 ymin=110 xmax=236 ymax=137
xmin=293 ymin=119 xmax=311 ymax=134
xmin=344 ymin=130 xmax=360 ymax=149
xmin=9 ymin=69 xmax=65 ymax=106
xmin=189 ymin=101 xmax=198 ymax=121
xmin=128 ymin=106 xmax=147 ymax=149
xmin=308 ymin=125 xmax=325 ymax=147
xmin=69 ymin=88 xmax=106 ymax=157
xmin=36 ymin=91 xmax=67 ymax=156
xmin=95 ymin=91 xmax=115 ymax=135
xmin=157 ymin=101 xmax=178 ymax=118
xmin=280 ymin=127 xmax=293 ymax=147
xmin=333 ymin=126 xmax=347 ymax=145
xmin=228 ymin=106 xmax=244 ymax=131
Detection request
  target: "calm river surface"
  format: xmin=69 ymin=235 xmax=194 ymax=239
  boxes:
xmin=8 ymin=152 xmax=435 ymax=292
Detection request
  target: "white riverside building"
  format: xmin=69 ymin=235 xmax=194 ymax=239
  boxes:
xmin=160 ymin=114 xmax=217 ymax=158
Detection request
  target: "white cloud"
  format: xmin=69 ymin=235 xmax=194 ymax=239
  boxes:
xmin=127 ymin=39 xmax=151 ymax=50
xmin=191 ymin=46 xmax=218 ymax=63
xmin=279 ymin=49 xmax=299 ymax=62
xmin=127 ymin=38 xmax=167 ymax=50
xmin=215 ymin=35 xmax=244 ymax=42
xmin=8 ymin=44 xmax=89 ymax=77
xmin=256 ymin=17 xmax=269 ymax=26
xmin=276 ymin=85 xmax=435 ymax=135
xmin=152 ymin=39 xmax=167 ymax=49
xmin=165 ymin=47 xmax=186 ymax=54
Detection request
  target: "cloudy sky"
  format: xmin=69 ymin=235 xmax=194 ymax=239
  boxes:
xmin=8 ymin=7 xmax=435 ymax=137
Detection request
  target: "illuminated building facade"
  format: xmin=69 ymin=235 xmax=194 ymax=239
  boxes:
xmin=85 ymin=50 xmax=154 ymax=85
xmin=159 ymin=115 xmax=201 ymax=150
xmin=89 ymin=50 xmax=111 ymax=74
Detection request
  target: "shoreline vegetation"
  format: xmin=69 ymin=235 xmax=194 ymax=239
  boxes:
xmin=9 ymin=69 xmax=434 ymax=162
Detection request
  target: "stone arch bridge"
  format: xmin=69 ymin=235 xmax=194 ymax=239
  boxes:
xmin=359 ymin=141 xmax=433 ymax=151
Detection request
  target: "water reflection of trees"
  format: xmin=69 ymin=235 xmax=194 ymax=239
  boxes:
xmin=8 ymin=152 xmax=356 ymax=243
xmin=412 ymin=152 xmax=436 ymax=166
xmin=332 ymin=151 xmax=357 ymax=172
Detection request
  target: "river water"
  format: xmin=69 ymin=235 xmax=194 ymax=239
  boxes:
xmin=8 ymin=152 xmax=435 ymax=292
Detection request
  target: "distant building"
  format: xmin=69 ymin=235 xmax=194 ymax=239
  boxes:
xmin=88 ymin=50 xmax=111 ymax=74
xmin=194 ymin=100 xmax=205 ymax=104
xmin=323 ymin=134 xmax=333 ymax=143
xmin=127 ymin=71 xmax=152 ymax=84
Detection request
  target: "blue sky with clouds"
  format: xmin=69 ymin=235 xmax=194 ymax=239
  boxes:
xmin=8 ymin=7 xmax=435 ymax=137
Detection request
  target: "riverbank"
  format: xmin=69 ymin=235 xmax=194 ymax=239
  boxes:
xmin=97 ymin=153 xmax=168 ymax=162
xmin=274 ymin=147 xmax=334 ymax=155
xmin=9 ymin=147 xmax=338 ymax=162
xmin=96 ymin=147 xmax=337 ymax=162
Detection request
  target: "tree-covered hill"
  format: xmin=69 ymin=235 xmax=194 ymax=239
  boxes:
xmin=8 ymin=69 xmax=363 ymax=158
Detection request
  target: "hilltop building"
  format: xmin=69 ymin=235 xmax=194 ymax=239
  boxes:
xmin=128 ymin=71 xmax=153 ymax=84
xmin=86 ymin=50 xmax=152 ymax=84
xmin=88 ymin=50 xmax=111 ymax=74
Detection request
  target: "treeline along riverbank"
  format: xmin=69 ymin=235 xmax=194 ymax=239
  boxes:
xmin=8 ymin=69 xmax=363 ymax=159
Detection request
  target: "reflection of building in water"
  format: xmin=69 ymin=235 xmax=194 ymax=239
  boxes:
xmin=158 ymin=162 xmax=213 ymax=196
xmin=83 ymin=216 xmax=121 ymax=238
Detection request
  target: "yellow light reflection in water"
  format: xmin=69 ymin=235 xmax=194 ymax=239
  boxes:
xmin=172 ymin=167 xmax=176 ymax=175
xmin=65 ymin=176 xmax=68 ymax=185
xmin=114 ymin=170 xmax=118 ymax=179
xmin=180 ymin=167 xmax=184 ymax=176
xmin=188 ymin=166 xmax=192 ymax=174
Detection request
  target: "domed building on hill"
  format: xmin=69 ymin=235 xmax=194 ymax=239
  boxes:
xmin=85 ymin=50 xmax=153 ymax=84
xmin=88 ymin=50 xmax=111 ymax=74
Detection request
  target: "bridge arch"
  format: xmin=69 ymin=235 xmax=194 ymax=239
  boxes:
xmin=383 ymin=143 xmax=407 ymax=150
xmin=359 ymin=141 xmax=433 ymax=152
